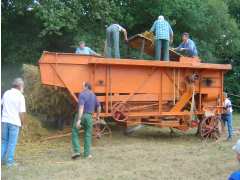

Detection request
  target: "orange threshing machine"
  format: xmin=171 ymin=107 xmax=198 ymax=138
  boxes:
xmin=39 ymin=34 xmax=232 ymax=140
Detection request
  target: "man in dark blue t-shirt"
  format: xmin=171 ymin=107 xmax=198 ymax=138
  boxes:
xmin=71 ymin=82 xmax=101 ymax=159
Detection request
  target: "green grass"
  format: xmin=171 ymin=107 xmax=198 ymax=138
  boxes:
xmin=2 ymin=114 xmax=240 ymax=180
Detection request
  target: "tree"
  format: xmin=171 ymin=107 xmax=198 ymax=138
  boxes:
xmin=2 ymin=0 xmax=240 ymax=108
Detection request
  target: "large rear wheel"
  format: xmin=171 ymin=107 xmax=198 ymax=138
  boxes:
xmin=200 ymin=115 xmax=222 ymax=140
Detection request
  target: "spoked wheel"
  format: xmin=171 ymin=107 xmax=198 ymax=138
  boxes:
xmin=93 ymin=119 xmax=111 ymax=139
xmin=200 ymin=115 xmax=222 ymax=140
xmin=111 ymin=102 xmax=130 ymax=122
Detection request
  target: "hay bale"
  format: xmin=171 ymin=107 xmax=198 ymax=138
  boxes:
xmin=22 ymin=64 xmax=75 ymax=127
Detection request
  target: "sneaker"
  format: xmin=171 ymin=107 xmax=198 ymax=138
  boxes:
xmin=71 ymin=152 xmax=81 ymax=160
xmin=85 ymin=154 xmax=92 ymax=159
xmin=6 ymin=162 xmax=18 ymax=168
xmin=227 ymin=137 xmax=232 ymax=141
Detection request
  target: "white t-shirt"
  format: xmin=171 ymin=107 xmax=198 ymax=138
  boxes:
xmin=112 ymin=24 xmax=124 ymax=31
xmin=1 ymin=88 xmax=26 ymax=126
xmin=224 ymin=98 xmax=233 ymax=113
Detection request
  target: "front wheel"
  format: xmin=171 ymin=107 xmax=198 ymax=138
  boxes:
xmin=93 ymin=119 xmax=111 ymax=138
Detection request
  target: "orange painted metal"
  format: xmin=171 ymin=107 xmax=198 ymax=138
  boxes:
xmin=39 ymin=51 xmax=231 ymax=132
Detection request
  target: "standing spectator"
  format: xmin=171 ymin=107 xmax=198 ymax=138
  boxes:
xmin=1 ymin=78 xmax=26 ymax=167
xmin=71 ymin=82 xmax=101 ymax=159
xmin=174 ymin=32 xmax=198 ymax=57
xmin=228 ymin=139 xmax=240 ymax=180
xmin=75 ymin=41 xmax=100 ymax=56
xmin=106 ymin=24 xmax=128 ymax=58
xmin=222 ymin=92 xmax=233 ymax=141
xmin=150 ymin=15 xmax=173 ymax=61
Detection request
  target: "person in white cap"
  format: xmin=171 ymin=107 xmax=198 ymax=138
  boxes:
xmin=228 ymin=139 xmax=240 ymax=180
xmin=150 ymin=15 xmax=173 ymax=61
xmin=1 ymin=78 xmax=26 ymax=167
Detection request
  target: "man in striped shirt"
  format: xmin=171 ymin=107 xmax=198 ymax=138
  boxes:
xmin=150 ymin=15 xmax=173 ymax=61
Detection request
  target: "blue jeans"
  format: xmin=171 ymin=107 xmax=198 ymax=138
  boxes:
xmin=1 ymin=122 xmax=20 ymax=165
xmin=154 ymin=39 xmax=169 ymax=61
xmin=106 ymin=26 xmax=120 ymax=58
xmin=222 ymin=113 xmax=233 ymax=138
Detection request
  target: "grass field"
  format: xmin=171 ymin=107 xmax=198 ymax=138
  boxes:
xmin=1 ymin=114 xmax=240 ymax=180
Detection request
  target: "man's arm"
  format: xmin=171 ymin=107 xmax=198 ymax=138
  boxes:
xmin=89 ymin=48 xmax=97 ymax=55
xmin=122 ymin=28 xmax=128 ymax=42
xmin=174 ymin=43 xmax=183 ymax=51
xmin=78 ymin=105 xmax=84 ymax=121
xmin=95 ymin=97 xmax=101 ymax=120
xmin=75 ymin=48 xmax=80 ymax=54
xmin=76 ymin=94 xmax=85 ymax=128
xmin=96 ymin=105 xmax=101 ymax=120
xmin=76 ymin=105 xmax=84 ymax=129
xmin=19 ymin=112 xmax=26 ymax=127
xmin=20 ymin=96 xmax=26 ymax=127
xmin=150 ymin=21 xmax=156 ymax=32
xmin=169 ymin=24 xmax=173 ymax=44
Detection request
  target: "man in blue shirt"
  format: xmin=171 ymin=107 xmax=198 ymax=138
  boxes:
xmin=150 ymin=15 xmax=173 ymax=61
xmin=71 ymin=82 xmax=101 ymax=159
xmin=75 ymin=41 xmax=100 ymax=56
xmin=228 ymin=139 xmax=240 ymax=180
xmin=174 ymin=32 xmax=198 ymax=57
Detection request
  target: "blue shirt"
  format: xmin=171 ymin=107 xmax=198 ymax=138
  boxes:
xmin=229 ymin=171 xmax=240 ymax=180
xmin=177 ymin=39 xmax=198 ymax=57
xmin=150 ymin=19 xmax=173 ymax=41
xmin=75 ymin=47 xmax=96 ymax=55
xmin=78 ymin=89 xmax=100 ymax=113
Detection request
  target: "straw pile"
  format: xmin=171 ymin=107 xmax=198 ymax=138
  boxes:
xmin=19 ymin=114 xmax=50 ymax=143
xmin=22 ymin=64 xmax=75 ymax=127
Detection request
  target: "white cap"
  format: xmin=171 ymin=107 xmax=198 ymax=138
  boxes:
xmin=232 ymin=139 xmax=240 ymax=154
xmin=158 ymin=15 xmax=164 ymax=21
xmin=12 ymin=78 xmax=24 ymax=87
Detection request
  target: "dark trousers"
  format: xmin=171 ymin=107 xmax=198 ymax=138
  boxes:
xmin=154 ymin=39 xmax=169 ymax=61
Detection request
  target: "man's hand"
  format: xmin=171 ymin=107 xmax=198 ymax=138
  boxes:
xmin=76 ymin=120 xmax=81 ymax=129
xmin=96 ymin=116 xmax=100 ymax=122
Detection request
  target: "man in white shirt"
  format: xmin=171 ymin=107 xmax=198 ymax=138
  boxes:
xmin=106 ymin=24 xmax=128 ymax=58
xmin=1 ymin=78 xmax=26 ymax=167
xmin=222 ymin=92 xmax=233 ymax=141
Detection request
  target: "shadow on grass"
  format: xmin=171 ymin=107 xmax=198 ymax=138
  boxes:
xmin=108 ymin=123 xmax=200 ymax=143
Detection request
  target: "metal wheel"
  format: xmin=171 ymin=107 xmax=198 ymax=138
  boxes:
xmin=93 ymin=119 xmax=111 ymax=139
xmin=111 ymin=102 xmax=129 ymax=122
xmin=200 ymin=115 xmax=221 ymax=140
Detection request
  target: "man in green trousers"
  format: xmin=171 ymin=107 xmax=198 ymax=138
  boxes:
xmin=150 ymin=15 xmax=173 ymax=61
xmin=71 ymin=82 xmax=101 ymax=159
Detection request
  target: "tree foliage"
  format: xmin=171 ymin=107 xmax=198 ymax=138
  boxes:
xmin=2 ymin=0 xmax=240 ymax=107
